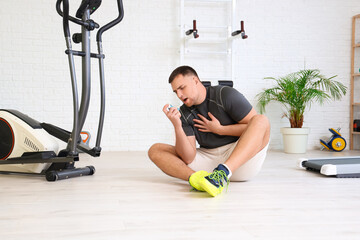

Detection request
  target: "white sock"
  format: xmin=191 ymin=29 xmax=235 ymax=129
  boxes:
xmin=222 ymin=163 xmax=232 ymax=179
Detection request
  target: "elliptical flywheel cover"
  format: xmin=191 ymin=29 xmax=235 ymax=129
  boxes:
xmin=0 ymin=118 xmax=15 ymax=160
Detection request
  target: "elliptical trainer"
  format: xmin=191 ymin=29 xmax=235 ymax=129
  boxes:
xmin=0 ymin=0 xmax=124 ymax=181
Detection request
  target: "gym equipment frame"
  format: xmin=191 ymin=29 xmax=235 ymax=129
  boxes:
xmin=0 ymin=0 xmax=124 ymax=181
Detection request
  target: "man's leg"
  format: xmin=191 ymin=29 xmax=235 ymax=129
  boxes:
xmin=148 ymin=143 xmax=195 ymax=181
xmin=224 ymin=114 xmax=270 ymax=172
xmin=199 ymin=114 xmax=270 ymax=197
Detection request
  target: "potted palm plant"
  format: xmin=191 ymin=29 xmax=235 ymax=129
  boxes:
xmin=256 ymin=69 xmax=347 ymax=153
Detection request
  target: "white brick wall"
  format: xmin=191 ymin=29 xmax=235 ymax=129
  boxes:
xmin=1 ymin=0 xmax=360 ymax=151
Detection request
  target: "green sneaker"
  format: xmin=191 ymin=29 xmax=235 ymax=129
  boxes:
xmin=199 ymin=169 xmax=229 ymax=197
xmin=188 ymin=170 xmax=209 ymax=191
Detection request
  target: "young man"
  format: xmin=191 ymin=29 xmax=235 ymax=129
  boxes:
xmin=148 ymin=66 xmax=270 ymax=197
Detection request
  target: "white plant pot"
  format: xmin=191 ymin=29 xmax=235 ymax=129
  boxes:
xmin=280 ymin=127 xmax=310 ymax=153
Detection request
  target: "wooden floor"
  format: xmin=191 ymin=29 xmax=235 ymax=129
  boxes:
xmin=1 ymin=149 xmax=360 ymax=240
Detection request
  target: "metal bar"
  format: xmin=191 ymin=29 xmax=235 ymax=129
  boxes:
xmin=96 ymin=0 xmax=124 ymax=42
xmin=0 ymin=171 xmax=44 ymax=176
xmin=65 ymin=36 xmax=79 ymax=155
xmin=184 ymin=49 xmax=231 ymax=55
xmin=77 ymin=9 xmax=91 ymax=139
xmin=95 ymin=41 xmax=105 ymax=149
xmin=0 ymin=156 xmax=76 ymax=165
xmin=65 ymin=50 xmax=104 ymax=59
xmin=350 ymin=15 xmax=356 ymax=149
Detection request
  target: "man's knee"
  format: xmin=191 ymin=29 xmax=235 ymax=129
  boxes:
xmin=148 ymin=143 xmax=163 ymax=161
xmin=248 ymin=115 xmax=271 ymax=148
xmin=148 ymin=143 xmax=174 ymax=162
xmin=250 ymin=114 xmax=270 ymax=130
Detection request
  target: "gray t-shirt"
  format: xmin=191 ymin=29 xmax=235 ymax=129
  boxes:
xmin=179 ymin=85 xmax=252 ymax=149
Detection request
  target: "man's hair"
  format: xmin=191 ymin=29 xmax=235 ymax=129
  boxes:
xmin=168 ymin=66 xmax=199 ymax=83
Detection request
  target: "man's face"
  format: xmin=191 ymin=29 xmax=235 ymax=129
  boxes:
xmin=171 ymin=74 xmax=199 ymax=107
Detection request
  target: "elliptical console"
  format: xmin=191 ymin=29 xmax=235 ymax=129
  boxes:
xmin=0 ymin=0 xmax=124 ymax=181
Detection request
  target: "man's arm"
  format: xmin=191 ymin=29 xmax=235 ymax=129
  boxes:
xmin=174 ymin=129 xmax=196 ymax=164
xmin=193 ymin=108 xmax=257 ymax=137
xmin=163 ymin=104 xmax=196 ymax=164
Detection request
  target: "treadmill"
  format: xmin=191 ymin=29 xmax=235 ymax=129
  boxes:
xmin=298 ymin=156 xmax=360 ymax=178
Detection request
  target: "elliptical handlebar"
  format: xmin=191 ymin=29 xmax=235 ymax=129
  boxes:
xmin=96 ymin=0 xmax=124 ymax=42
xmin=55 ymin=0 xmax=124 ymax=156
xmin=56 ymin=0 xmax=82 ymax=37
xmin=57 ymin=0 xmax=70 ymax=37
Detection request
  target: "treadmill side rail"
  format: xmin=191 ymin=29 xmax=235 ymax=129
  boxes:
xmin=335 ymin=164 xmax=360 ymax=175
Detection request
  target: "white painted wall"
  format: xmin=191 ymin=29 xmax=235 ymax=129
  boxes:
xmin=1 ymin=0 xmax=359 ymax=151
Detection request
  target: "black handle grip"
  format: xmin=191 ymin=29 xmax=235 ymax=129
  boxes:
xmin=96 ymin=0 xmax=124 ymax=42
xmin=57 ymin=0 xmax=70 ymax=37
xmin=185 ymin=29 xmax=193 ymax=35
xmin=56 ymin=0 xmax=84 ymax=30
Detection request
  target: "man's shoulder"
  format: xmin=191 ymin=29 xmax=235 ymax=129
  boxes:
xmin=207 ymin=85 xmax=238 ymax=102
xmin=208 ymin=85 xmax=225 ymax=92
xmin=208 ymin=85 xmax=238 ymax=95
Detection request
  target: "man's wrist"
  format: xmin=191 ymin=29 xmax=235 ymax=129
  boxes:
xmin=215 ymin=125 xmax=223 ymax=135
xmin=174 ymin=124 xmax=183 ymax=132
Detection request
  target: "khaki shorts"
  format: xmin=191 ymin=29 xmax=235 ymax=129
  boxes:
xmin=187 ymin=141 xmax=269 ymax=182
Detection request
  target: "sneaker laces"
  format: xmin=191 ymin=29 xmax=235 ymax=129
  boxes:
xmin=208 ymin=170 xmax=229 ymax=190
